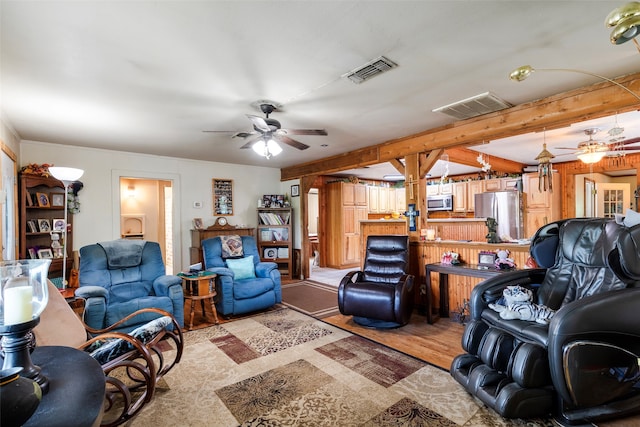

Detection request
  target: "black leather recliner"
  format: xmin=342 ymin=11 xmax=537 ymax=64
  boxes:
xmin=338 ymin=235 xmax=414 ymax=328
xmin=450 ymin=218 xmax=640 ymax=425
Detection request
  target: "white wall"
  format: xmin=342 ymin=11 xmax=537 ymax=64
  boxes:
xmin=20 ymin=140 xmax=291 ymax=269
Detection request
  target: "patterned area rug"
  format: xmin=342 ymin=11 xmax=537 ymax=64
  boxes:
xmin=281 ymin=280 xmax=340 ymax=319
xmin=132 ymin=307 xmax=554 ymax=426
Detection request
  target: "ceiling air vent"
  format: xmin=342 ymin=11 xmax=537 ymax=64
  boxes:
xmin=432 ymin=92 xmax=512 ymax=120
xmin=343 ymin=56 xmax=397 ymax=84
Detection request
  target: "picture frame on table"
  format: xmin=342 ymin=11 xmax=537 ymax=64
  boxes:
xmin=28 ymin=247 xmax=37 ymax=259
xmin=36 ymin=192 xmax=50 ymax=207
xmin=478 ymin=251 xmax=497 ymax=267
xmin=193 ymin=218 xmax=204 ymax=230
xmin=50 ymin=192 xmax=65 ymax=207
xmin=37 ymin=219 xmax=51 ymax=232
xmin=52 ymin=219 xmax=66 ymax=232
xmin=291 ymin=184 xmax=300 ymax=197
xmin=37 ymin=248 xmax=54 ymax=259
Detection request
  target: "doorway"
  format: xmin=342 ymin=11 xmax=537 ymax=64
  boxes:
xmin=597 ymin=183 xmax=631 ymax=218
xmin=113 ymin=170 xmax=180 ymax=275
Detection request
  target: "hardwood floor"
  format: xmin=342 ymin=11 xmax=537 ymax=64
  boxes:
xmin=322 ymin=311 xmax=464 ymax=371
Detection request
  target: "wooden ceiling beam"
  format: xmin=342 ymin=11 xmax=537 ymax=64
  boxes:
xmin=444 ymin=147 xmax=524 ymax=173
xmin=420 ymin=150 xmax=442 ymax=178
xmin=281 ymin=72 xmax=640 ymax=181
xmin=388 ymin=158 xmax=405 ymax=175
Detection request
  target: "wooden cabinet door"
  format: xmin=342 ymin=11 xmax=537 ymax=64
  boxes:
xmin=440 ymin=183 xmax=453 ymax=194
xmin=342 ymin=183 xmax=355 ymax=205
xmin=368 ymin=186 xmax=379 ymax=212
xmin=378 ymin=187 xmax=389 ymax=212
xmin=427 ymin=185 xmax=440 ymax=196
xmin=467 ymin=180 xmax=484 ymax=212
xmin=524 ymin=208 xmax=550 ymax=238
xmin=354 ymin=184 xmax=367 ymax=206
xmin=484 ymin=178 xmax=503 ymax=191
xmin=523 ymin=174 xmax=550 ymax=209
xmin=396 ymin=188 xmax=406 ymax=212
xmin=452 ymin=182 xmax=467 ymax=212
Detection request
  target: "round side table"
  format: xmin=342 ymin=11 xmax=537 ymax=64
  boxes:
xmin=23 ymin=346 xmax=105 ymax=427
xmin=180 ymin=273 xmax=219 ymax=330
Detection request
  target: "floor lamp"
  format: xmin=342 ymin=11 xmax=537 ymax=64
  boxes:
xmin=48 ymin=167 xmax=84 ymax=288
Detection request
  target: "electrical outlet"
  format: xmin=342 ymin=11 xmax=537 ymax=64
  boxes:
xmin=193 ymin=201 xmax=202 ymax=208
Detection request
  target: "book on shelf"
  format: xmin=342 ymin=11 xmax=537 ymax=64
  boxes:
xmin=258 ymin=212 xmax=290 ymax=226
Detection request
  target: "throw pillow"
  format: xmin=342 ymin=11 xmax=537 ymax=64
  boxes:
xmin=220 ymin=235 xmax=244 ymax=258
xmin=226 ymin=255 xmax=256 ymax=280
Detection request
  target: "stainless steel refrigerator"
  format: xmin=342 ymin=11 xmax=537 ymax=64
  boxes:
xmin=474 ymin=191 xmax=524 ymax=241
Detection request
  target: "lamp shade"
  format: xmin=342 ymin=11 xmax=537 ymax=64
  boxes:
xmin=577 ymin=151 xmax=606 ymax=164
xmin=48 ymin=167 xmax=84 ymax=183
xmin=252 ymin=139 xmax=282 ymax=158
xmin=0 ymin=259 xmax=51 ymax=326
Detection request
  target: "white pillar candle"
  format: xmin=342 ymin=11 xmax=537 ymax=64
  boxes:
xmin=426 ymin=229 xmax=436 ymax=241
xmin=4 ymin=285 xmax=33 ymax=325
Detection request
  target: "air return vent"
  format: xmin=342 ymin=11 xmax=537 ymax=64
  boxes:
xmin=432 ymin=92 xmax=512 ymax=120
xmin=343 ymin=56 xmax=397 ymax=84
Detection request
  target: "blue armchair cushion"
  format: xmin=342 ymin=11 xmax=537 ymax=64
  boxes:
xmin=98 ymin=240 xmax=145 ymax=268
xmin=106 ymin=296 xmax=175 ymax=331
xmin=220 ymin=235 xmax=244 ymax=258
xmin=226 ymin=255 xmax=256 ymax=280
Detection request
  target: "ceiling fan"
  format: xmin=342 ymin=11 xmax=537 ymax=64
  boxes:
xmin=554 ymin=127 xmax=640 ymax=164
xmin=204 ymin=103 xmax=327 ymax=158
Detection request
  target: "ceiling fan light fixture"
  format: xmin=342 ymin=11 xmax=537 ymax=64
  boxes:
xmin=252 ymin=139 xmax=282 ymax=159
xmin=577 ymin=151 xmax=606 ymax=164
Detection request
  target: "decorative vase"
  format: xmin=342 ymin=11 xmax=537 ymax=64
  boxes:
xmin=0 ymin=367 xmax=42 ymax=427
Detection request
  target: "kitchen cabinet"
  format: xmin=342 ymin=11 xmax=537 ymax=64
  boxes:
xmin=396 ymin=188 xmax=406 ymax=212
xmin=378 ymin=187 xmax=390 ymax=212
xmin=326 ymin=182 xmax=368 ymax=268
xmin=368 ymin=186 xmax=380 ymax=212
xmin=522 ymin=172 xmax=561 ymax=237
xmin=452 ymin=182 xmax=467 ymax=213
xmin=466 ymin=180 xmax=484 ymax=211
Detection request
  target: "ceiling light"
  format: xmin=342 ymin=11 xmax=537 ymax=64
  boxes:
xmin=577 ymin=151 xmax=606 ymax=164
xmin=252 ymin=139 xmax=282 ymax=159
xmin=383 ymin=174 xmax=405 ymax=181
xmin=606 ymin=2 xmax=640 ymax=47
xmin=509 ymin=65 xmax=640 ymax=101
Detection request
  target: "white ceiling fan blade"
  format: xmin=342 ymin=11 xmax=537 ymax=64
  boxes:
xmin=246 ymin=115 xmax=271 ymax=133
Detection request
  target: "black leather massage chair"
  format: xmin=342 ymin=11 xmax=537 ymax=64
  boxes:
xmin=338 ymin=235 xmax=414 ymax=328
xmin=450 ymin=218 xmax=640 ymax=425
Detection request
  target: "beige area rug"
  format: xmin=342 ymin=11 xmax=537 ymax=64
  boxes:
xmin=132 ymin=307 xmax=555 ymax=426
xmin=281 ymin=280 xmax=340 ymax=319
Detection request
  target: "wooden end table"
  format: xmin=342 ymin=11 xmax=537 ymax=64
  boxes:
xmin=180 ymin=273 xmax=219 ymax=330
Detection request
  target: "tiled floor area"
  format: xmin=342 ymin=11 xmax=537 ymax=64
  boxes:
xmin=307 ymin=262 xmax=353 ymax=287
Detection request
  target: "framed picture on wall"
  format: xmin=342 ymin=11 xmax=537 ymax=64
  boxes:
xmin=291 ymin=184 xmax=300 ymax=197
xmin=212 ymin=178 xmax=233 ymax=216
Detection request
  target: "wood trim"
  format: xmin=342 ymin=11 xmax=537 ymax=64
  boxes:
xmin=281 ymin=72 xmax=640 ymax=181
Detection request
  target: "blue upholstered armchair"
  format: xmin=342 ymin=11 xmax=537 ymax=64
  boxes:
xmin=77 ymin=240 xmax=184 ymax=332
xmin=202 ymin=235 xmax=282 ymax=317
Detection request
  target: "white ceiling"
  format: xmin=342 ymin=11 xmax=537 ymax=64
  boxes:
xmin=2 ymin=1 xmax=640 ymax=180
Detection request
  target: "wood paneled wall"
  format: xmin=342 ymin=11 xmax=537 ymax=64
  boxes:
xmin=409 ymin=241 xmax=530 ymax=316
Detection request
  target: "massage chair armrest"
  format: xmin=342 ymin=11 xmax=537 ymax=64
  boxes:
xmin=255 ymin=261 xmax=277 ymax=278
xmin=547 ymin=288 xmax=640 ymax=404
xmin=469 ymin=269 xmax=547 ymax=320
xmin=152 ymin=274 xmax=183 ymax=296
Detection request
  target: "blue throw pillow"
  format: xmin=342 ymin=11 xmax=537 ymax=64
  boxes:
xmin=226 ymin=256 xmax=256 ymax=280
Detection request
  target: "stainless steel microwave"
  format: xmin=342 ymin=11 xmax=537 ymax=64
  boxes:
xmin=427 ymin=194 xmax=453 ymax=211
